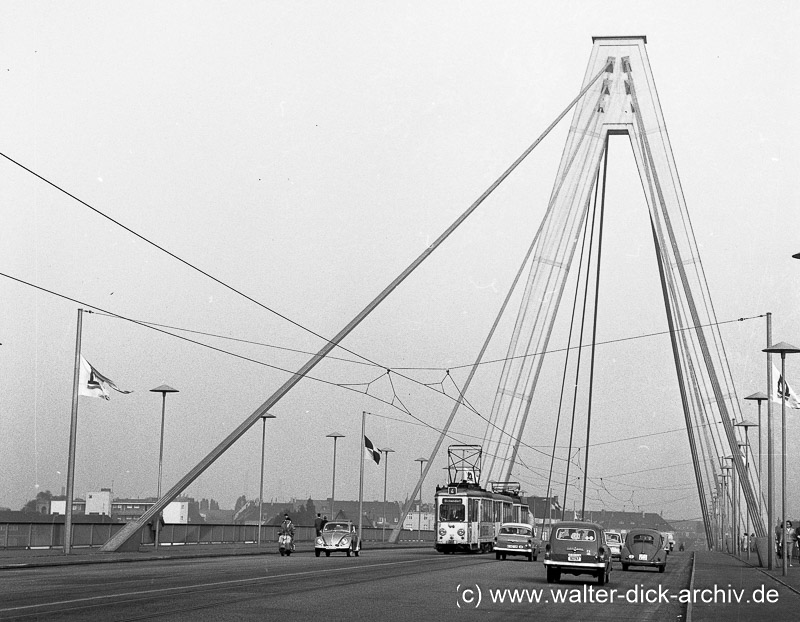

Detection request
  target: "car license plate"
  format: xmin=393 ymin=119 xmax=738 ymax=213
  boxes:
xmin=568 ymin=554 xmax=581 ymax=562
xmin=638 ymin=554 xmax=648 ymax=561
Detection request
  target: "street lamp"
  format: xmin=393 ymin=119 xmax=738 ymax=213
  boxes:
xmin=327 ymin=432 xmax=345 ymax=521
xmin=723 ymin=455 xmax=737 ymax=555
xmin=149 ymin=384 xmax=179 ymax=551
xmin=763 ymin=341 xmax=800 ymax=576
xmin=415 ymin=458 xmax=428 ymax=542
xmin=721 ymin=465 xmax=731 ymax=553
xmin=735 ymin=419 xmax=758 ymax=560
xmin=743 ymin=392 xmax=767 ymax=523
xmin=380 ymin=448 xmax=395 ymax=542
xmin=257 ymin=413 xmax=276 ymax=546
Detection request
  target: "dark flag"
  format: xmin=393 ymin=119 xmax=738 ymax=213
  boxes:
xmin=364 ymin=435 xmax=381 ymax=465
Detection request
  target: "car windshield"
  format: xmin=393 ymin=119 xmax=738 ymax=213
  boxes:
xmin=556 ymin=528 xmax=597 ymax=541
xmin=500 ymin=526 xmax=531 ymax=536
xmin=324 ymin=523 xmax=349 ymax=532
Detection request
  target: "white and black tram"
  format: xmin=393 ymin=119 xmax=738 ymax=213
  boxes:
xmin=434 ymin=445 xmax=529 ymax=553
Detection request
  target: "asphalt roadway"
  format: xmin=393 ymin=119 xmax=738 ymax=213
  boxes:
xmin=1 ymin=544 xmax=799 ymax=621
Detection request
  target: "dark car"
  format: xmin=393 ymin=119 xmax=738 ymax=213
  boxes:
xmin=543 ymin=521 xmax=611 ymax=585
xmin=621 ymin=528 xmax=666 ymax=572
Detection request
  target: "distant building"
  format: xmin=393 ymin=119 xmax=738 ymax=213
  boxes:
xmin=50 ymin=497 xmax=86 ymax=515
xmin=85 ymin=489 xmax=112 ymax=516
xmin=111 ymin=498 xmax=197 ymax=524
xmin=403 ymin=509 xmax=434 ymax=531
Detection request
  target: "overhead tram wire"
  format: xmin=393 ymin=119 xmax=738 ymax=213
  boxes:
xmin=0 ymin=269 xmax=574 ymax=481
xmin=0 ymin=58 xmax=612 ymax=396
xmin=0 ymin=272 xmax=503 ymax=454
xmin=430 ymin=314 xmax=765 ymax=372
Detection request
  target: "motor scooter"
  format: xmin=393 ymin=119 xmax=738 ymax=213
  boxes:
xmin=278 ymin=533 xmax=295 ymax=556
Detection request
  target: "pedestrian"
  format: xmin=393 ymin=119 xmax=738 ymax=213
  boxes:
xmin=322 ymin=515 xmax=328 ymax=531
xmin=788 ymin=521 xmax=797 ymax=566
xmin=314 ymin=513 xmax=324 ymax=536
xmin=776 ymin=522 xmax=784 ymax=559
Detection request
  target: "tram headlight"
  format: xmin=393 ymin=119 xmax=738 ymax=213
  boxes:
xmin=457 ymin=528 xmax=465 ymax=536
xmin=439 ymin=528 xmax=446 ymax=536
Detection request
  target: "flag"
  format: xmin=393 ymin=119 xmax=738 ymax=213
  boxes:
xmin=78 ymin=356 xmax=132 ymax=400
xmin=364 ymin=435 xmax=380 ymax=465
xmin=771 ymin=364 xmax=800 ymax=409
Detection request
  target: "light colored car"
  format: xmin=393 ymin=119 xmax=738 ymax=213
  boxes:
xmin=314 ymin=521 xmax=361 ymax=557
xmin=494 ymin=522 xmax=539 ymax=561
xmin=543 ymin=521 xmax=612 ymax=585
xmin=621 ymin=528 xmax=667 ymax=572
xmin=604 ymin=530 xmax=623 ymax=561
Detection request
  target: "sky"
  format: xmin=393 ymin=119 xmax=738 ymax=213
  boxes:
xmin=1 ymin=1 xmax=798 ymax=525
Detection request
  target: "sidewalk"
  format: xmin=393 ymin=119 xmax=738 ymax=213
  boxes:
xmin=0 ymin=541 xmax=427 ymax=570
xmin=689 ymin=550 xmax=800 ymax=622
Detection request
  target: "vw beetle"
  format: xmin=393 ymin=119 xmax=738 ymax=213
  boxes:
xmin=620 ymin=528 xmax=667 ymax=572
xmin=314 ymin=521 xmax=361 ymax=557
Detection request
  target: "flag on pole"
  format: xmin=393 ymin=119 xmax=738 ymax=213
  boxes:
xmin=78 ymin=356 xmax=132 ymax=400
xmin=771 ymin=364 xmax=800 ymax=409
xmin=364 ymin=435 xmax=381 ymax=465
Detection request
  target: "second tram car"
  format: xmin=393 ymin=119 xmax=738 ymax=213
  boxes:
xmin=434 ymin=445 xmax=529 ymax=553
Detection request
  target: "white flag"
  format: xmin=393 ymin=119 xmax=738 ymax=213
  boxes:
xmin=78 ymin=356 xmax=132 ymax=400
xmin=771 ymin=364 xmax=800 ymax=409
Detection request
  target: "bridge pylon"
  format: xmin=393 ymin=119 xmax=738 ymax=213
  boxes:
xmin=480 ymin=36 xmax=763 ymax=548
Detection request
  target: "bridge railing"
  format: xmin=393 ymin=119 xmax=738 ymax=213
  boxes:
xmin=0 ymin=521 xmax=433 ymax=550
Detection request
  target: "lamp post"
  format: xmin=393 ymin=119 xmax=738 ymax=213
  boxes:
xmin=735 ymin=420 xmax=757 ymax=560
xmin=380 ymin=448 xmax=395 ymax=542
xmin=326 ymin=432 xmax=345 ymax=521
xmin=415 ymin=458 xmax=428 ymax=542
xmin=724 ymin=455 xmax=737 ymax=555
xmin=763 ymin=341 xmax=800 ymax=576
xmin=711 ymin=492 xmax=718 ymax=551
xmin=721 ymin=465 xmax=731 ymax=553
xmin=257 ymin=413 xmax=276 ymax=546
xmin=149 ymin=385 xmax=179 ymax=551
xmin=743 ymin=393 xmax=767 ymax=524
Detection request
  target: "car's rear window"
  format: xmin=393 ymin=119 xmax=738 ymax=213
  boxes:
xmin=632 ymin=534 xmax=655 ymax=544
xmin=500 ymin=526 xmax=531 ymax=536
xmin=605 ymin=533 xmax=622 ymax=544
xmin=556 ymin=528 xmax=597 ymax=541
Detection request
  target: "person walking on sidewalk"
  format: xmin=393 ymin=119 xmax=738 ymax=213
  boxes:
xmin=785 ymin=521 xmax=796 ymax=566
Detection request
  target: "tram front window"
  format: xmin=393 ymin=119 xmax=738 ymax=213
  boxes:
xmin=439 ymin=500 xmax=465 ymax=522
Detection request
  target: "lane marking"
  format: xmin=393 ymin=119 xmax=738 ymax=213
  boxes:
xmin=1 ymin=556 xmax=479 ymax=612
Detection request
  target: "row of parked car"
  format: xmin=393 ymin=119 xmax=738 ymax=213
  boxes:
xmin=494 ymin=520 xmax=670 ymax=584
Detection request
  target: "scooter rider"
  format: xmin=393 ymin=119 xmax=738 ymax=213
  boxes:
xmin=281 ymin=514 xmax=295 ymax=538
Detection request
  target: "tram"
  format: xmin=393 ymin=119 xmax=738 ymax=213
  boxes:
xmin=434 ymin=445 xmax=530 ymax=553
